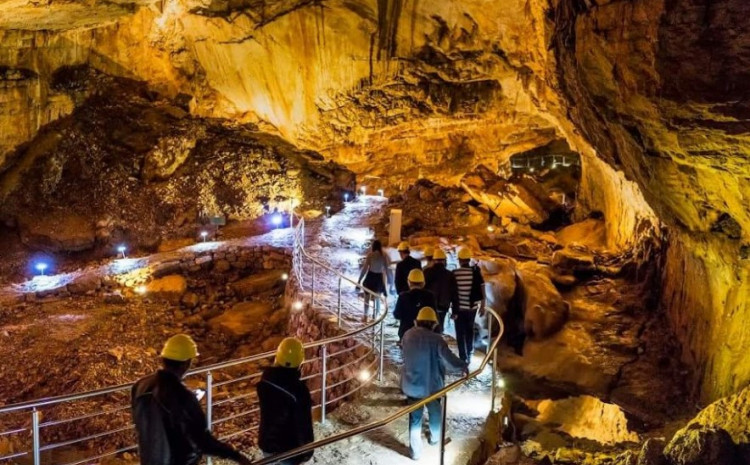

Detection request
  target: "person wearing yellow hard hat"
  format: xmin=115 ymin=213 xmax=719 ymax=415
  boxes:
xmin=393 ymin=268 xmax=436 ymax=341
xmin=257 ymin=337 xmax=314 ymax=464
xmin=422 ymin=246 xmax=435 ymax=270
xmin=132 ymin=334 xmax=251 ymax=465
xmin=401 ymin=307 xmax=468 ymax=460
xmin=452 ymin=247 xmax=486 ymax=364
xmin=394 ymin=240 xmax=422 ymax=296
xmin=423 ymin=248 xmax=460 ymax=334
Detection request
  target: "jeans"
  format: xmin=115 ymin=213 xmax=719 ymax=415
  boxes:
xmin=455 ymin=310 xmax=477 ymax=362
xmin=408 ymin=397 xmax=443 ymax=459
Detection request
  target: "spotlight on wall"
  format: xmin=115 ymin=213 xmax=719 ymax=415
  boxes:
xmin=358 ymin=369 xmax=371 ymax=382
xmin=200 ymin=231 xmax=208 ymax=242
xmin=117 ymin=245 xmax=127 ymax=258
xmin=487 ymin=225 xmax=495 ymax=233
xmin=135 ymin=285 xmax=147 ymax=295
xmin=35 ymin=262 xmax=48 ymax=276
xmin=293 ymin=301 xmax=304 ymax=311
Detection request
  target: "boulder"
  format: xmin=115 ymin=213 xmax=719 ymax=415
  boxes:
xmin=517 ymin=263 xmax=569 ymax=339
xmin=231 ymin=270 xmax=287 ymax=297
xmin=181 ymin=292 xmax=200 ymax=309
xmin=638 ymin=438 xmax=667 ymax=465
xmin=664 ymin=425 xmax=739 ymax=465
xmin=18 ymin=213 xmax=95 ymax=252
xmin=209 ymin=302 xmax=274 ymax=337
xmin=146 ymin=275 xmax=187 ymax=303
xmin=480 ymin=259 xmax=517 ymax=312
xmin=67 ymin=275 xmax=101 ymax=295
xmin=556 ymin=218 xmax=607 ymax=250
xmin=551 ymin=246 xmax=598 ymax=275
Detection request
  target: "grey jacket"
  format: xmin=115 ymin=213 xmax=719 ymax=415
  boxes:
xmin=400 ymin=327 xmax=467 ymax=398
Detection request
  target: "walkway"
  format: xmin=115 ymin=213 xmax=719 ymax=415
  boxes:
xmin=270 ymin=196 xmax=494 ymax=465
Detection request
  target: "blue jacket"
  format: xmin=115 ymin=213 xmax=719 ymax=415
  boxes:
xmin=400 ymin=327 xmax=467 ymax=398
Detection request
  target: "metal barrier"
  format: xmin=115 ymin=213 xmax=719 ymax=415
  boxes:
xmin=0 ymin=212 xmax=504 ymax=465
xmin=0 ymin=215 xmax=389 ymax=465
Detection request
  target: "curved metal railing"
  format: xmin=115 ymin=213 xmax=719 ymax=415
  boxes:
xmin=0 ymin=215 xmax=389 ymax=465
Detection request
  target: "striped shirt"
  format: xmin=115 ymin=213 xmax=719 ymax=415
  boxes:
xmin=453 ymin=266 xmax=475 ymax=312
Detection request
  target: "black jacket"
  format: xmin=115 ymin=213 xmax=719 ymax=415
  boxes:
xmin=257 ymin=367 xmax=314 ymax=464
xmin=394 ymin=255 xmax=422 ymax=295
xmin=424 ymin=263 xmax=460 ymax=312
xmin=131 ymin=370 xmax=243 ymax=465
xmin=393 ymin=288 xmax=437 ymax=340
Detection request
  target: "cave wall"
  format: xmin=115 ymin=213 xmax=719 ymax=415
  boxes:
xmin=548 ymin=0 xmax=750 ymax=402
xmin=1 ymin=0 xmax=748 ymax=402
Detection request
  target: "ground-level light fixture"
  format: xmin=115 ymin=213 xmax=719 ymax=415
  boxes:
xmin=325 ymin=205 xmax=331 ymax=217
xmin=135 ymin=285 xmax=147 ymax=295
xmin=344 ymin=193 xmax=349 ymax=202
xmin=281 ymin=273 xmax=289 ymax=281
xmin=271 ymin=213 xmax=283 ymax=227
xmin=358 ymin=369 xmax=371 ymax=382
xmin=200 ymin=231 xmax=208 ymax=242
xmin=496 ymin=377 xmax=506 ymax=389
xmin=529 ymin=167 xmax=535 ymax=173
xmin=293 ymin=301 xmax=304 ymax=311
xmin=117 ymin=245 xmax=127 ymax=258
xmin=487 ymin=225 xmax=495 ymax=232
xmin=35 ymin=262 xmax=48 ymax=276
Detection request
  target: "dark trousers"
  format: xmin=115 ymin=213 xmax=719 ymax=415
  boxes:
xmin=436 ymin=307 xmax=449 ymax=334
xmin=455 ymin=310 xmax=477 ymax=362
xmin=407 ymin=397 xmax=442 ymax=459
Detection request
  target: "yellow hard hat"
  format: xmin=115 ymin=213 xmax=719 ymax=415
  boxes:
xmin=397 ymin=241 xmax=410 ymax=252
xmin=161 ymin=334 xmax=199 ymax=362
xmin=423 ymin=246 xmax=434 ymax=258
xmin=433 ymin=249 xmax=447 ymax=260
xmin=408 ymin=269 xmax=425 ymax=284
xmin=457 ymin=247 xmax=472 ymax=260
xmin=416 ymin=307 xmax=438 ymax=323
xmin=275 ymin=337 xmax=305 ymax=368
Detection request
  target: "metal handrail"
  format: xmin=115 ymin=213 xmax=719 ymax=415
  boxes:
xmin=0 ymin=213 xmax=390 ymax=465
xmin=254 ymin=309 xmax=505 ymax=465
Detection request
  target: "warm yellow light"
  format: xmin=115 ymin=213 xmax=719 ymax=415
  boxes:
xmin=487 ymin=225 xmax=495 ymax=232
xmin=135 ymin=285 xmax=147 ymax=295
xmin=281 ymin=273 xmax=289 ymax=280
xmin=358 ymin=370 xmax=371 ymax=382
xmin=293 ymin=301 xmax=304 ymax=311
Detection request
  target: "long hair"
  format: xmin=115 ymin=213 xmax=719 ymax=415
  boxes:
xmin=371 ymin=240 xmax=382 ymax=253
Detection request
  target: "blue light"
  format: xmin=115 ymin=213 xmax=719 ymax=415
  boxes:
xmin=117 ymin=245 xmax=127 ymax=258
xmin=271 ymin=213 xmax=283 ymax=226
xmin=344 ymin=193 xmax=349 ymax=202
xmin=35 ymin=262 xmax=48 ymax=275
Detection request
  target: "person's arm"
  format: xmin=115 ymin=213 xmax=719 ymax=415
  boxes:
xmin=295 ymin=385 xmax=315 ymax=461
xmin=475 ymin=267 xmax=487 ymax=315
xmin=358 ymin=254 xmax=371 ymax=283
xmin=384 ymin=253 xmax=394 ymax=287
xmin=439 ymin=339 xmax=469 ymax=376
xmin=181 ymin=390 xmax=249 ymax=464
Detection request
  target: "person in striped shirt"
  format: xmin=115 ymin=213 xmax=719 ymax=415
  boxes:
xmin=451 ymin=248 xmax=486 ymax=363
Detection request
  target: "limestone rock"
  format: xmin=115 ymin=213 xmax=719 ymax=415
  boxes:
xmin=261 ymin=336 xmax=285 ymax=353
xmin=664 ymin=425 xmax=739 ymax=465
xmin=18 ymin=213 xmax=95 ymax=252
xmin=145 ymin=275 xmax=187 ymax=303
xmin=517 ymin=263 xmax=569 ymax=339
xmin=230 ymin=270 xmax=286 ymax=298
xmin=181 ymin=292 xmax=200 ymax=309
xmin=556 ymin=218 xmax=607 ymax=250
xmin=551 ymin=246 xmax=598 ymax=276
xmin=141 ymin=133 xmax=199 ymax=181
xmin=67 ymin=275 xmax=101 ymax=295
xmin=209 ymin=302 xmax=274 ymax=337
xmin=638 ymin=438 xmax=667 ymax=465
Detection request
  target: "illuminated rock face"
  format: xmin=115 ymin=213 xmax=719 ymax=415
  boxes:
xmin=0 ymin=0 xmax=747 ymax=402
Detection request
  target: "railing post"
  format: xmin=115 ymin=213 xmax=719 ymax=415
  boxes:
xmin=439 ymin=396 xmax=448 ymax=465
xmin=321 ymin=345 xmax=328 ymax=425
xmin=206 ymin=371 xmax=213 ymax=465
xmin=311 ymin=263 xmax=316 ymax=305
xmin=337 ymin=277 xmax=342 ymax=328
xmin=488 ymin=317 xmax=496 ymax=411
xmin=32 ymin=408 xmax=41 ymax=465
xmin=378 ymin=318 xmax=385 ymax=382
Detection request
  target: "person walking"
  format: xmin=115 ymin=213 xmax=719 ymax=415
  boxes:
xmin=131 ymin=334 xmax=251 ymax=465
xmin=423 ymin=249 xmax=460 ymax=333
xmin=422 ymin=246 xmax=435 ymax=270
xmin=394 ymin=241 xmax=422 ymax=295
xmin=258 ymin=338 xmax=314 ymax=465
xmin=358 ymin=239 xmax=392 ymax=319
xmin=451 ymin=248 xmax=486 ymax=364
xmin=401 ymin=307 xmax=468 ymax=460
xmin=393 ymin=269 xmax=436 ymax=341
